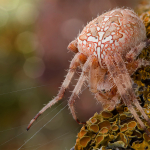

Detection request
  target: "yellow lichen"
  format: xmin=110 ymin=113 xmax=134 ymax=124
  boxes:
xmin=128 ymin=121 xmax=137 ymax=131
xmin=132 ymin=141 xmax=150 ymax=150
xmin=89 ymin=124 xmax=99 ymax=133
xmin=98 ymin=120 xmax=111 ymax=130
xmin=101 ymin=111 xmax=113 ymax=119
xmin=90 ymin=118 xmax=98 ymax=124
xmin=112 ymin=125 xmax=119 ymax=132
xmin=79 ymin=136 xmax=91 ymax=147
xmin=96 ymin=135 xmax=104 ymax=145
xmin=99 ymin=127 xmax=109 ymax=134
xmin=120 ymin=123 xmax=128 ymax=132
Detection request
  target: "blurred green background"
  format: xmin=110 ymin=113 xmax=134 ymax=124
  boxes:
xmin=0 ymin=0 xmax=140 ymax=149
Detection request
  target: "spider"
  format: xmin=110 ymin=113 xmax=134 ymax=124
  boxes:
xmin=27 ymin=8 xmax=150 ymax=135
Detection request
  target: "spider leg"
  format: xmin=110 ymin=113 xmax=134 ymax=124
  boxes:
xmin=127 ymin=59 xmax=150 ymax=116
xmin=137 ymin=59 xmax=150 ymax=68
xmin=127 ymin=59 xmax=150 ymax=76
xmin=126 ymin=39 xmax=150 ymax=63
xmin=89 ymin=57 xmax=99 ymax=93
xmin=67 ymin=39 xmax=78 ymax=53
xmin=68 ymin=55 xmax=96 ymax=124
xmin=114 ymin=53 xmax=150 ymax=125
xmin=105 ymin=55 xmax=150 ymax=135
xmin=27 ymin=53 xmax=87 ymax=130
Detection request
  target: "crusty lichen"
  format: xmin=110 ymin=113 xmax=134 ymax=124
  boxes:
xmin=74 ymin=3 xmax=150 ymax=150
xmin=75 ymin=105 xmax=150 ymax=150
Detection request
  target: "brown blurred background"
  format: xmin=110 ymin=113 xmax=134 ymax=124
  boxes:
xmin=0 ymin=0 xmax=140 ymax=149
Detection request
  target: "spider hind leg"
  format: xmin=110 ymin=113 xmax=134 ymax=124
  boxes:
xmin=114 ymin=53 xmax=150 ymax=126
xmin=105 ymin=54 xmax=150 ymax=136
xmin=27 ymin=53 xmax=87 ymax=130
xmin=125 ymin=39 xmax=150 ymax=63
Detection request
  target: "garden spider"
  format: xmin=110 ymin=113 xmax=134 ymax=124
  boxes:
xmin=27 ymin=8 xmax=150 ymax=135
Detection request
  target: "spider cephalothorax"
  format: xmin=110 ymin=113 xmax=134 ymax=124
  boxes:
xmin=27 ymin=8 xmax=150 ymax=135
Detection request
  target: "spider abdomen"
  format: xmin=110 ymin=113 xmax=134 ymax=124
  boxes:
xmin=78 ymin=8 xmax=146 ymax=67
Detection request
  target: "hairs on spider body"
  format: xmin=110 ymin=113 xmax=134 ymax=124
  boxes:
xmin=27 ymin=8 xmax=150 ymax=136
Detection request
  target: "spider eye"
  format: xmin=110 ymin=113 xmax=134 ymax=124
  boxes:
xmin=101 ymin=89 xmax=106 ymax=93
xmin=112 ymin=21 xmax=114 ymax=23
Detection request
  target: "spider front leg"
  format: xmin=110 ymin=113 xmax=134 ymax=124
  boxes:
xmin=105 ymin=54 xmax=150 ymax=135
xmin=27 ymin=53 xmax=87 ymax=130
xmin=68 ymin=55 xmax=96 ymax=124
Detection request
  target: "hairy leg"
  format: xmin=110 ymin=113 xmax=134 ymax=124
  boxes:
xmin=127 ymin=59 xmax=150 ymax=121
xmin=114 ymin=53 xmax=150 ymax=125
xmin=105 ymin=55 xmax=150 ymax=135
xmin=127 ymin=59 xmax=150 ymax=75
xmin=126 ymin=39 xmax=150 ymax=63
xmin=27 ymin=53 xmax=87 ymax=130
xmin=68 ymin=55 xmax=97 ymax=124
xmin=89 ymin=58 xmax=99 ymax=93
